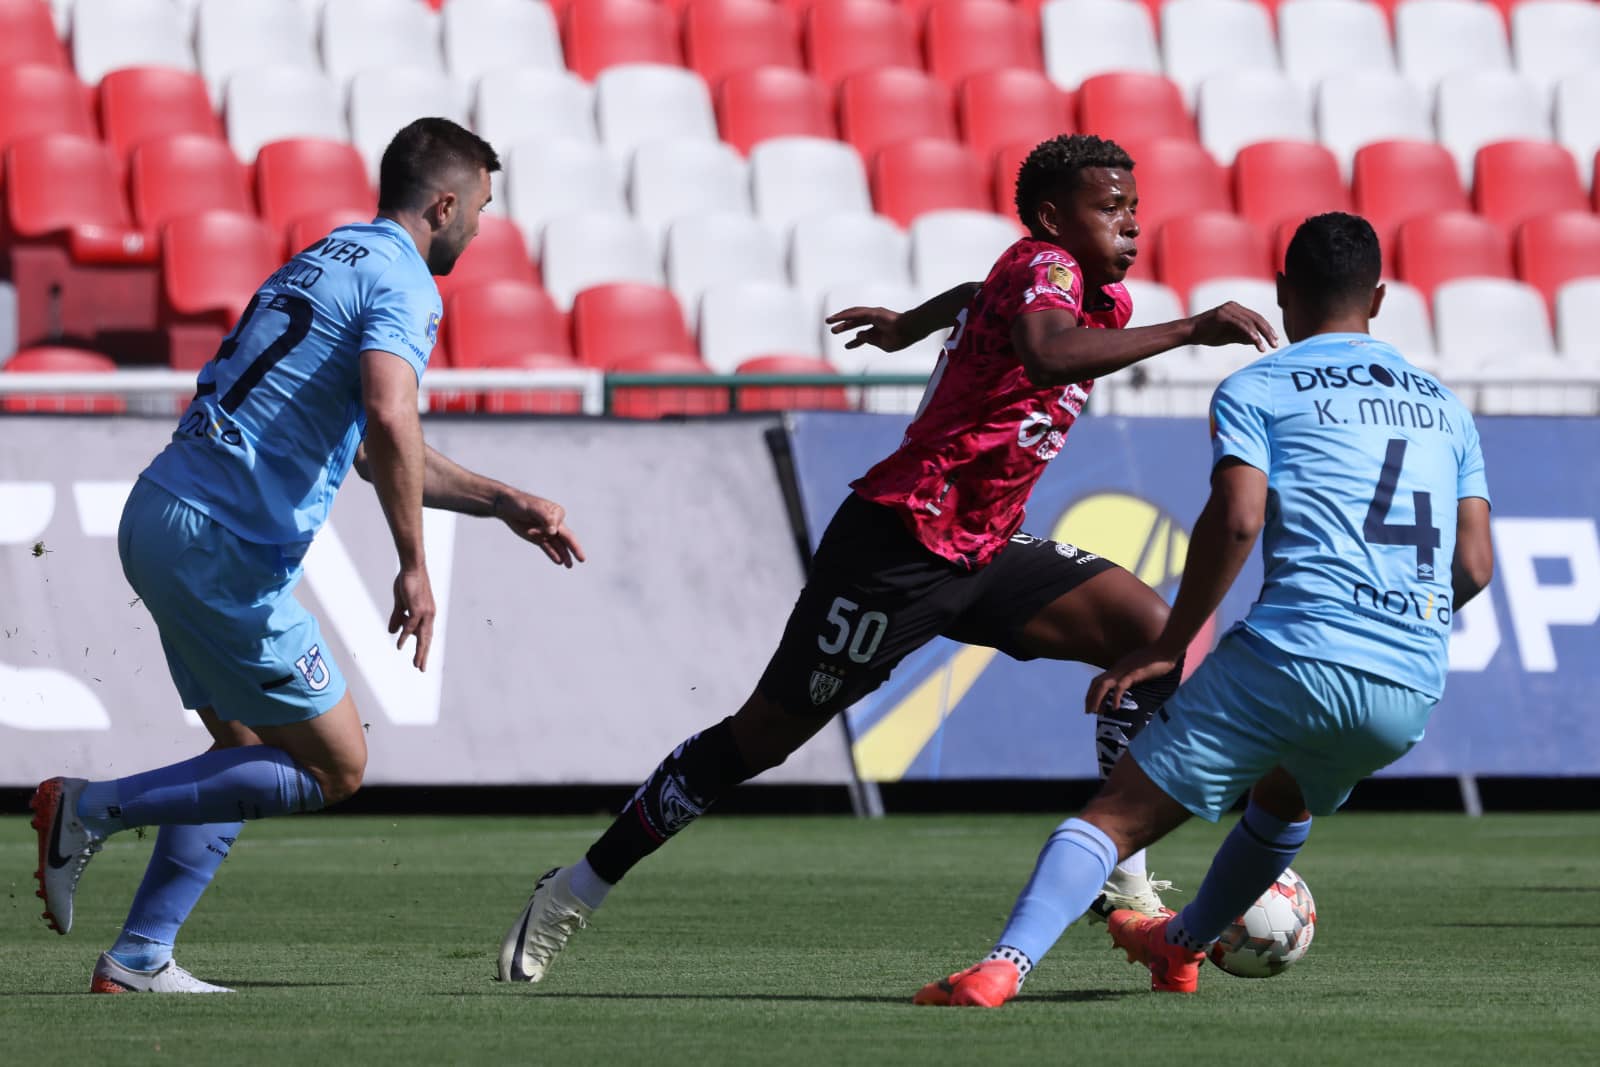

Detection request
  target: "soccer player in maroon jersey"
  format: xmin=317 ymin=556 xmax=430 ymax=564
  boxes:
xmin=496 ymin=134 xmax=1278 ymax=984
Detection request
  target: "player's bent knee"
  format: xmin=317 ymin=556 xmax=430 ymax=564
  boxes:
xmin=311 ymin=762 xmax=366 ymax=806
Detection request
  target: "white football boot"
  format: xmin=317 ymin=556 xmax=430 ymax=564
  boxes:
xmin=1087 ymin=867 xmax=1176 ymax=924
xmin=91 ymin=953 xmax=233 ymax=994
xmin=496 ymin=867 xmax=592 ymax=983
xmin=30 ymin=776 xmax=105 ymax=935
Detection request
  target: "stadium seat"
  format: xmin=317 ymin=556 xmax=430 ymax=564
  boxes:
xmin=99 ymin=68 xmax=224 ymax=164
xmin=1473 ymin=140 xmax=1587 ymax=233
xmin=819 ymin=279 xmax=945 ymax=374
xmin=733 ymin=355 xmax=850 ymax=411
xmin=161 ymin=210 xmax=283 ymax=368
xmin=909 ymin=209 xmax=1023 ymax=297
xmin=505 ymin=139 xmax=626 ymax=257
xmin=433 ymin=214 xmax=536 ymax=303
xmin=716 ymin=66 xmax=836 ymax=154
xmin=1197 ymin=72 xmax=1314 ymax=166
xmin=664 ymin=212 xmax=786 ymax=321
xmin=873 ymin=139 xmax=990 ymax=228
xmin=925 ymin=0 xmax=1041 ymax=87
xmin=1513 ymin=211 xmax=1600 ymax=309
xmin=595 ymin=64 xmax=719 ymax=160
xmin=4 ymin=133 xmax=149 ymax=256
xmin=348 ymin=67 xmax=468 ymax=183
xmin=1122 ymin=278 xmax=1184 ymax=330
xmin=1555 ymin=278 xmax=1600 ymax=362
xmin=1555 ymin=72 xmax=1600 ymax=188
xmin=194 ymin=0 xmax=318 ymax=106
xmin=1040 ymin=0 xmax=1161 ymax=90
xmin=1315 ymin=72 xmax=1434 ymax=176
xmin=1119 ymin=137 xmax=1231 ymax=237
xmin=1394 ymin=211 xmax=1513 ymax=297
xmin=464 ymin=351 xmax=587 ymax=415
xmin=561 ymin=0 xmax=681 ymax=81
xmin=1511 ymin=0 xmax=1600 ymax=100
xmin=571 ymin=282 xmax=698 ymax=368
xmin=1160 ymin=0 xmax=1280 ymax=105
xmin=804 ymin=0 xmax=920 ymax=89
xmin=285 ymin=207 xmax=371 ymax=256
xmin=1155 ymin=212 xmax=1272 ymax=299
xmin=683 ymin=0 xmax=801 ymax=85
xmin=631 ymin=139 xmax=751 ymax=237
xmin=957 ymin=69 xmax=1072 ymax=165
xmin=1277 ymin=0 xmax=1395 ymax=90
xmin=607 ymin=352 xmax=731 ymax=418
xmin=1436 ymin=71 xmax=1553 ymax=185
xmin=320 ymin=0 xmax=442 ymax=86
xmin=698 ymin=281 xmax=820 ymax=373
xmin=1368 ymin=279 xmax=1437 ymax=366
xmin=838 ymin=68 xmax=957 ymax=161
xmin=539 ymin=212 xmax=663 ymax=309
xmin=475 ymin=68 xmax=597 ymax=150
xmin=0 ymin=64 xmax=95 ymax=154
xmin=0 ymin=0 xmax=67 ymax=68
xmin=129 ymin=134 xmax=253 ymax=233
xmin=749 ymin=137 xmax=873 ymax=229
xmin=991 ymin=141 xmax=1033 ymax=221
xmin=1433 ymin=277 xmax=1555 ymax=370
xmin=1076 ymin=72 xmax=1192 ymax=147
xmin=224 ymin=66 xmax=346 ymax=163
xmin=442 ymin=0 xmax=563 ymax=82
xmin=1233 ymin=141 xmax=1350 ymax=234
xmin=255 ymin=138 xmax=375 ymax=233
xmin=789 ymin=213 xmax=912 ymax=312
xmin=1185 ymin=277 xmax=1284 ymax=378
xmin=445 ymin=281 xmax=572 ymax=367
xmin=1395 ymin=0 xmax=1511 ymax=94
xmin=1352 ymin=141 xmax=1470 ymax=251
xmin=2 ymin=346 xmax=125 ymax=414
xmin=70 ymin=0 xmax=193 ymax=85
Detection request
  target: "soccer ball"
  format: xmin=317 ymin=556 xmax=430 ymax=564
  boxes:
xmin=1207 ymin=868 xmax=1317 ymax=978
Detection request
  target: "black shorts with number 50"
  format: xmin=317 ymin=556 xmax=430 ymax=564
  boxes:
xmin=756 ymin=492 xmax=1119 ymax=716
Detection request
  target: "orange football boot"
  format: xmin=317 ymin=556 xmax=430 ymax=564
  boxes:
xmin=1106 ymin=910 xmax=1204 ymax=993
xmin=913 ymin=959 xmax=1022 ymax=1008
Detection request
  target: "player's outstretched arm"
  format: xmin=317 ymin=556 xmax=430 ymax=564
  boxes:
xmin=1013 ymin=302 xmax=1279 ymax=386
xmin=825 ymin=282 xmax=980 ymax=352
xmin=1451 ymin=497 xmax=1494 ymax=609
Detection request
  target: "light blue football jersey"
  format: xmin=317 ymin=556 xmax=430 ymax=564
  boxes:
xmin=143 ymin=218 xmax=441 ymax=547
xmin=1209 ymin=333 xmax=1490 ymax=698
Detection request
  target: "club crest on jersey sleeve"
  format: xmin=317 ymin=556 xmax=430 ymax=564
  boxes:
xmin=1022 ymin=250 xmax=1080 ymax=307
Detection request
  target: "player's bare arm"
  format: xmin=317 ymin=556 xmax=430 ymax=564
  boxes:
xmin=360 ymin=349 xmax=435 ymax=671
xmin=1086 ymin=458 xmax=1268 ymax=714
xmin=1011 ymin=302 xmax=1279 ymax=387
xmin=1451 ymin=496 xmax=1494 ymax=609
xmin=825 ymin=281 xmax=981 ymax=351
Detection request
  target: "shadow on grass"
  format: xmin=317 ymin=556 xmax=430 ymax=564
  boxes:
xmin=1436 ymin=922 xmax=1600 ymax=929
xmin=439 ymin=989 xmax=1132 ymax=1005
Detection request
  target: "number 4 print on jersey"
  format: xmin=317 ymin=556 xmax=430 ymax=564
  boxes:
xmin=1362 ymin=438 xmax=1442 ymax=581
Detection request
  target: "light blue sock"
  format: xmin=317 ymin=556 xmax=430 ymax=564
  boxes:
xmin=1169 ymin=800 xmax=1312 ymax=949
xmin=107 ymin=821 xmax=244 ymax=972
xmin=77 ymin=746 xmax=324 ymax=837
xmin=991 ymin=817 xmax=1119 ymax=970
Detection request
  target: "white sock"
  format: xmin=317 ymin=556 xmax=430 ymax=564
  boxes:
xmin=1117 ymin=849 xmax=1147 ymax=878
xmin=565 ymin=857 xmax=613 ymax=910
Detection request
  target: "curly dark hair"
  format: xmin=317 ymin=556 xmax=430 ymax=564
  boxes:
xmin=1283 ymin=212 xmax=1382 ymax=311
xmin=1013 ymin=134 xmax=1135 ymax=231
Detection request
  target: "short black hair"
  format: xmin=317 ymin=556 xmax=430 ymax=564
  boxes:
xmin=377 ymin=117 xmax=501 ymax=213
xmin=1014 ymin=134 xmax=1135 ymax=230
xmin=1283 ymin=213 xmax=1382 ymax=313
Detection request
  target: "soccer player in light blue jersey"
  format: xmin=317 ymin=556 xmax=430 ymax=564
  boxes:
xmin=916 ymin=212 xmax=1496 ymax=1007
xmin=30 ymin=119 xmax=585 ymax=994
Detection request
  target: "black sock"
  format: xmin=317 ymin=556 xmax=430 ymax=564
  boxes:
xmin=584 ymin=717 xmax=753 ymax=885
xmin=1094 ymin=657 xmax=1184 ymax=779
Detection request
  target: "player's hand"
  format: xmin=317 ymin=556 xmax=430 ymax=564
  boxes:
xmin=1084 ymin=647 xmax=1182 ymax=719
xmin=494 ymin=490 xmax=586 ymax=568
xmin=825 ymin=306 xmax=915 ymax=352
xmin=389 ymin=564 xmax=436 ymax=671
xmin=1188 ymin=302 xmax=1279 ymax=352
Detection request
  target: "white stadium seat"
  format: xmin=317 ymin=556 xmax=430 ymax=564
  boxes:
xmin=665 ymin=213 xmax=786 ymax=322
xmin=1396 ymin=0 xmax=1510 ymax=95
xmin=225 ymin=65 xmax=347 ymax=163
xmin=540 ymin=212 xmax=662 ymax=309
xmin=474 ymin=68 xmax=596 ymax=149
xmin=1555 ymin=278 xmax=1600 ymax=364
xmin=594 ymin=64 xmax=718 ymax=160
xmin=321 ymin=0 xmax=442 ymax=86
xmin=1370 ymin=280 xmax=1437 ymax=368
xmin=505 ymin=138 xmax=626 ymax=257
xmin=195 ymin=0 xmax=318 ymax=106
xmin=1433 ymin=278 xmax=1555 ymax=371
xmin=1186 ymin=277 xmax=1285 ymax=381
xmin=1278 ymin=0 xmax=1396 ymax=91
xmin=347 ymin=67 xmax=469 ymax=189
xmin=1123 ymin=279 xmax=1185 ymax=330
xmin=1097 ymin=279 xmax=1191 ymax=414
xmin=442 ymin=0 xmax=563 ymax=82
xmin=1316 ymin=72 xmax=1434 ymax=176
xmin=909 ymin=210 xmax=1022 ymax=298
xmin=1040 ymin=0 xmax=1161 ymax=91
xmin=789 ymin=213 xmax=912 ymax=314
xmin=820 ymin=280 xmax=945 ymax=412
xmin=70 ymin=0 xmax=194 ymax=85
xmin=1435 ymin=71 xmax=1552 ymax=185
xmin=1161 ymin=0 xmax=1280 ymax=105
xmin=1511 ymin=0 xmax=1600 ymax=100
xmin=1197 ymin=71 xmax=1315 ymax=166
xmin=630 ymin=140 xmax=751 ymax=238
xmin=698 ymin=282 xmax=820 ymax=373
xmin=1554 ymin=72 xmax=1600 ymax=188
xmin=750 ymin=137 xmax=873 ymax=230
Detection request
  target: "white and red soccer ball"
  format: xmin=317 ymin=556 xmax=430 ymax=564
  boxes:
xmin=1208 ymin=867 xmax=1318 ymax=978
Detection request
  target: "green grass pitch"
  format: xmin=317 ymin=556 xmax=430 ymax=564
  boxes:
xmin=4 ymin=812 xmax=1597 ymax=1065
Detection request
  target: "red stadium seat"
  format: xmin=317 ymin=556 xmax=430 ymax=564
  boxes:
xmin=446 ymin=281 xmax=571 ymax=366
xmin=608 ymin=352 xmax=731 ymax=417
xmin=1352 ymin=140 xmax=1469 ymax=250
xmin=839 ymin=68 xmax=956 ymax=160
xmin=1077 ymin=72 xmax=1194 ymax=147
xmin=992 ymin=141 xmax=1032 ymax=222
xmin=0 ymin=64 xmax=95 ymax=154
xmin=1155 ymin=212 xmax=1272 ymax=299
xmin=925 ymin=0 xmax=1041 ymax=87
xmin=1473 ymin=140 xmax=1588 ymax=233
xmin=873 ymin=138 xmax=991 ymax=226
xmin=1514 ymin=211 xmax=1600 ymax=309
xmin=1394 ymin=211 xmax=1513 ymax=297
xmin=99 ymin=67 xmax=223 ymax=162
xmin=285 ymin=208 xmax=371 ymax=255
xmin=477 ymin=353 xmax=587 ymax=414
xmin=716 ymin=66 xmax=836 ymax=154
xmin=162 ymin=210 xmax=284 ymax=369
xmin=683 ymin=0 xmax=802 ymax=85
xmin=1233 ymin=140 xmax=1351 ymax=234
xmin=1 ymin=346 xmax=125 ymax=414
xmin=1120 ymin=138 xmax=1231 ymax=237
xmin=255 ymin=138 xmax=376 ymax=233
xmin=0 ymin=0 xmax=68 ymax=68
xmin=804 ymin=0 xmax=920 ymax=88
xmin=4 ymin=134 xmax=150 ymax=259
xmin=434 ymin=215 xmax=536 ymax=303
xmin=562 ymin=0 xmax=682 ymax=81
xmin=734 ymin=355 xmax=850 ymax=411
xmin=571 ymin=283 xmax=698 ymax=368
xmin=129 ymin=134 xmax=253 ymax=233
xmin=959 ymin=68 xmax=1074 ymax=164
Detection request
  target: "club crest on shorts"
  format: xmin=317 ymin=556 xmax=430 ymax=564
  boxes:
xmin=809 ymin=667 xmax=844 ymax=706
xmin=1054 ymin=541 xmax=1079 ymax=559
xmin=295 ymin=644 xmax=331 ymax=692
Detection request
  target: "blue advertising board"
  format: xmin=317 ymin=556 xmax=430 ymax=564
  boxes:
xmin=786 ymin=413 xmax=1600 ymax=780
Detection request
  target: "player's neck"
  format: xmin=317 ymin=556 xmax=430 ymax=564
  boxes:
xmin=1290 ymin=316 xmax=1371 ymax=344
xmin=378 ymin=210 xmax=432 ymax=263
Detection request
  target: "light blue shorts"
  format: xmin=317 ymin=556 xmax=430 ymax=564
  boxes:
xmin=118 ymin=477 xmax=346 ymax=727
xmin=1130 ymin=625 xmax=1434 ymax=822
